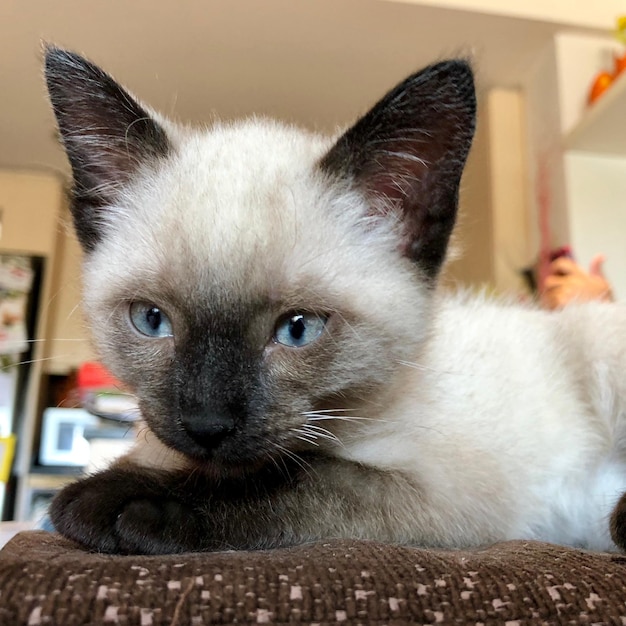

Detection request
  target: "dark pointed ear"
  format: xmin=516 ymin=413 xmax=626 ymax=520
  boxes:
xmin=44 ymin=45 xmax=172 ymax=251
xmin=320 ymin=60 xmax=476 ymax=281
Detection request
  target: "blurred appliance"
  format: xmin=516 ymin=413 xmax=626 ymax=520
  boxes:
xmin=39 ymin=408 xmax=98 ymax=467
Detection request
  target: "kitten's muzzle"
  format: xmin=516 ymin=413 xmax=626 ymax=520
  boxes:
xmin=180 ymin=411 xmax=236 ymax=450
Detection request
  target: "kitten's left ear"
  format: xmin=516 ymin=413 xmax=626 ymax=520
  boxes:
xmin=44 ymin=45 xmax=172 ymax=251
xmin=320 ymin=60 xmax=476 ymax=280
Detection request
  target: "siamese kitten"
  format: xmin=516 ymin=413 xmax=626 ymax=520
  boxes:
xmin=44 ymin=46 xmax=626 ymax=555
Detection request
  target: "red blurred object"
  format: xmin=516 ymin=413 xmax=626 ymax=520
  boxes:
xmin=76 ymin=362 xmax=137 ymax=421
xmin=615 ymin=52 xmax=626 ymax=76
xmin=549 ymin=245 xmax=574 ymax=263
xmin=77 ymin=362 xmax=122 ymax=392
xmin=588 ymin=71 xmax=614 ymax=104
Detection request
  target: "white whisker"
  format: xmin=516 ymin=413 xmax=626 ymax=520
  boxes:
xmin=301 ymin=408 xmax=356 ymax=414
xmin=295 ymin=435 xmax=320 ymax=447
xmin=396 ymin=359 xmax=445 ymax=374
xmin=274 ymin=444 xmax=312 ymax=475
xmin=65 ymin=301 xmax=83 ymax=321
xmin=1 ymin=355 xmax=60 ymax=370
xmin=2 ymin=338 xmax=87 ymax=345
xmin=305 ymin=415 xmax=379 ymax=422
xmin=396 ymin=359 xmax=428 ymax=370
xmin=304 ymin=411 xmax=389 ymax=425
xmin=269 ymin=452 xmax=292 ymax=481
xmin=291 ymin=427 xmax=318 ymax=441
xmin=300 ymin=424 xmax=344 ymax=448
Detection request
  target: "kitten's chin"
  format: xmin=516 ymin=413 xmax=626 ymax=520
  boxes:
xmin=191 ymin=454 xmax=270 ymax=480
xmin=194 ymin=448 xmax=269 ymax=476
xmin=155 ymin=430 xmax=277 ymax=478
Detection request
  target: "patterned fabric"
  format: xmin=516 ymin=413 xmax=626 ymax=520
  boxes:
xmin=1 ymin=531 xmax=626 ymax=625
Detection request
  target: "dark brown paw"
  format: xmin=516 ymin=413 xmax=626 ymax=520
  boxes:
xmin=115 ymin=498 xmax=204 ymax=554
xmin=49 ymin=467 xmax=206 ymax=554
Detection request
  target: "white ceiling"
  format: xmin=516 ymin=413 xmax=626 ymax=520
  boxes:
xmin=0 ymin=0 xmax=609 ymax=175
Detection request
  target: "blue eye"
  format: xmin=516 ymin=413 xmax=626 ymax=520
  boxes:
xmin=274 ymin=312 xmax=327 ymax=348
xmin=129 ymin=302 xmax=173 ymax=338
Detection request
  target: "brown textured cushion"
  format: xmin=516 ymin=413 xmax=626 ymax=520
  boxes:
xmin=1 ymin=531 xmax=626 ymax=625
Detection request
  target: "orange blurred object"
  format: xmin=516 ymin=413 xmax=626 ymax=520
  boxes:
xmin=614 ymin=52 xmax=626 ymax=76
xmin=77 ymin=361 xmax=122 ymax=392
xmin=588 ymin=71 xmax=614 ymax=104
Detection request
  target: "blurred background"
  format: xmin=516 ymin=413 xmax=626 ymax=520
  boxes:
xmin=0 ymin=0 xmax=624 ymax=526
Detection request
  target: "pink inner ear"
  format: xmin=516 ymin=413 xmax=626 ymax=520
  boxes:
xmin=367 ymin=145 xmax=433 ymax=198
xmin=353 ymin=137 xmax=465 ymax=274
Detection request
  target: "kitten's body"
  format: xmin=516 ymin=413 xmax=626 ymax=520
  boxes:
xmin=122 ymin=296 xmax=626 ymax=552
xmin=336 ymin=298 xmax=626 ymax=551
xmin=44 ymin=48 xmax=626 ymax=555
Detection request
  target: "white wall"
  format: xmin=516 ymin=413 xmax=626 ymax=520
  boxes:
xmin=565 ymin=153 xmax=626 ymax=300
xmin=523 ymin=40 xmax=570 ymax=254
xmin=555 ymin=33 xmax=626 ymax=301
xmin=555 ymin=33 xmax=623 ymax=136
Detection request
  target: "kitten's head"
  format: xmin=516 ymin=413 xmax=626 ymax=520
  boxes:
xmin=45 ymin=47 xmax=475 ymax=472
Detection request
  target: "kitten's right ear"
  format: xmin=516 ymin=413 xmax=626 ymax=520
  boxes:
xmin=44 ymin=46 xmax=172 ymax=251
xmin=320 ymin=60 xmax=476 ymax=281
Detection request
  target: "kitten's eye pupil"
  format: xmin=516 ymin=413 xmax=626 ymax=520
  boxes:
xmin=274 ymin=312 xmax=327 ymax=348
xmin=146 ymin=307 xmax=162 ymax=331
xmin=129 ymin=302 xmax=173 ymax=338
xmin=289 ymin=316 xmax=306 ymax=341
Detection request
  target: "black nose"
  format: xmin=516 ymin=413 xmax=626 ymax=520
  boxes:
xmin=181 ymin=412 xmax=235 ymax=449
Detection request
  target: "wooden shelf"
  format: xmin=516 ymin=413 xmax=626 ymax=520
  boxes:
xmin=564 ymin=69 xmax=626 ymax=156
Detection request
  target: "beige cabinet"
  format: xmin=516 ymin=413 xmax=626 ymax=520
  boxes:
xmin=0 ymin=170 xmax=94 ymax=373
xmin=0 ymin=171 xmax=62 ymax=255
xmin=445 ymin=88 xmax=530 ymax=296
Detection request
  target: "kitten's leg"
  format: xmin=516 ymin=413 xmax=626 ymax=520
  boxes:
xmin=610 ymin=492 xmax=626 ymax=551
xmin=49 ymin=455 xmax=423 ymax=554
